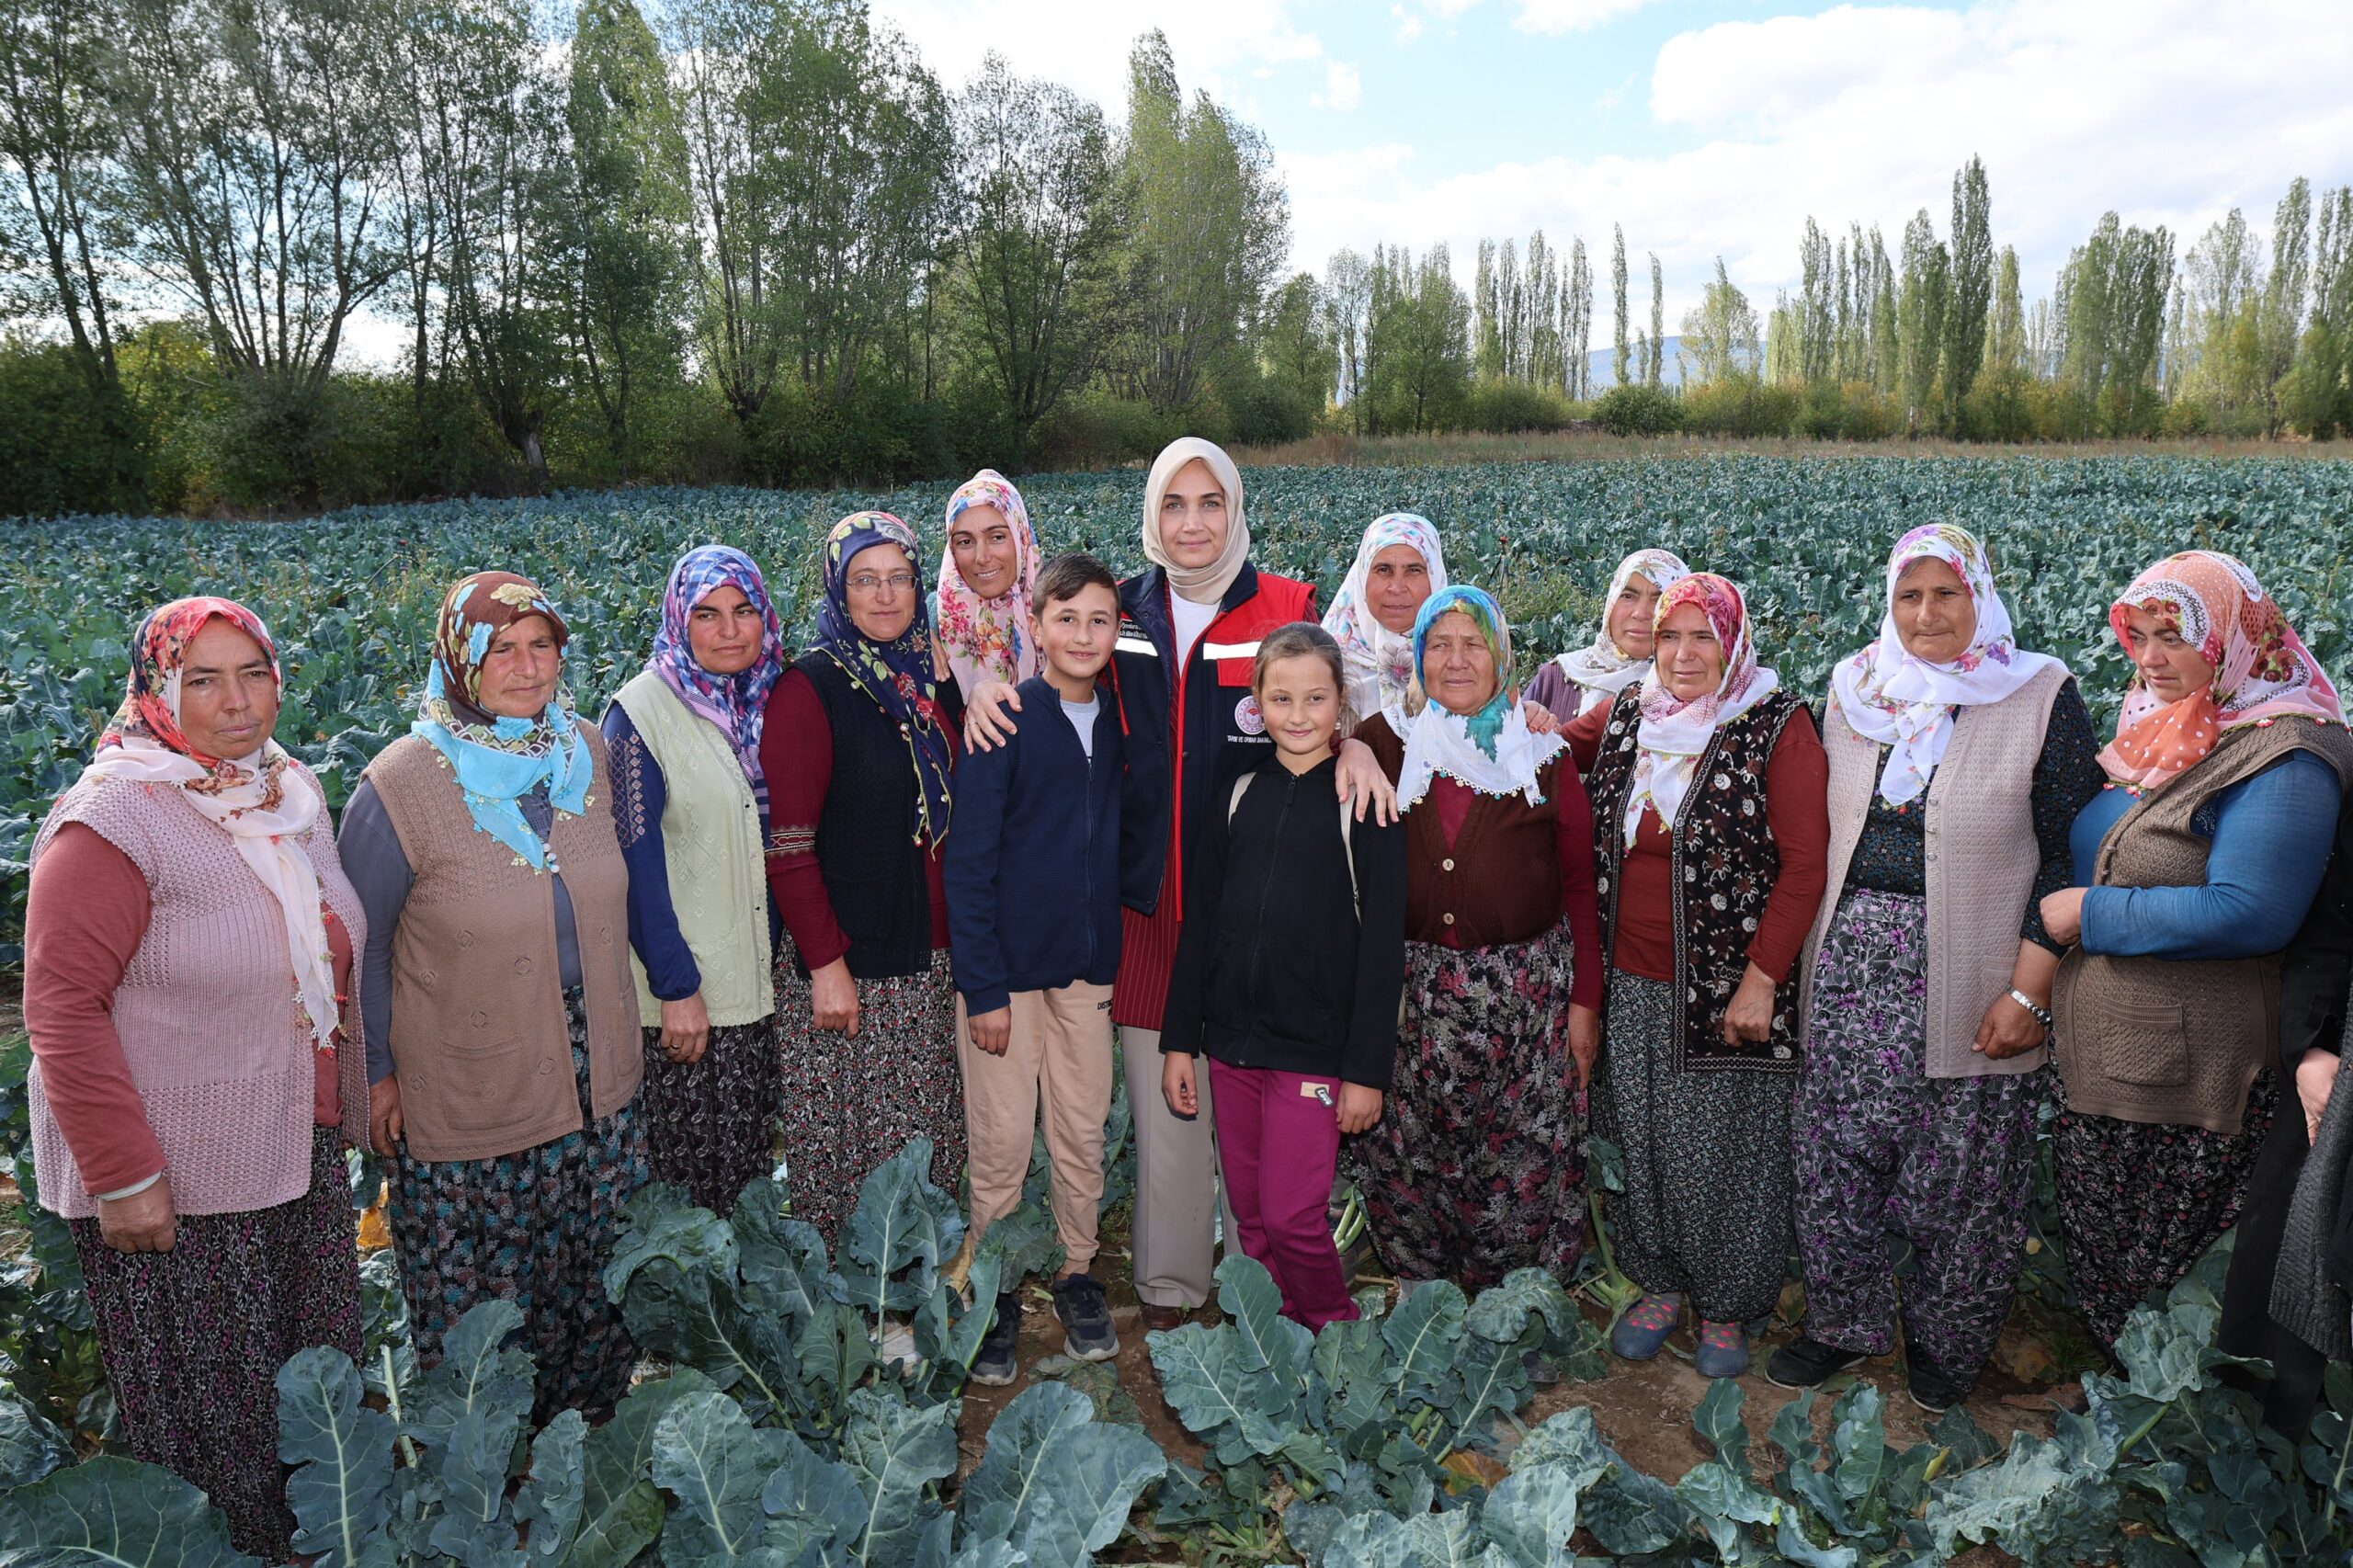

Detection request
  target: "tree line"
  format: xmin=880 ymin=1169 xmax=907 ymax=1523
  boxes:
xmin=5 ymin=0 xmax=2350 ymax=522
xmin=1340 ymin=159 xmax=2353 ymax=446
xmin=2 ymin=0 xmax=1304 ymax=515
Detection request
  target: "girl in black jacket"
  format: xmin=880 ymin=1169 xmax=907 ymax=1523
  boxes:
xmin=1160 ymin=623 xmax=1407 ymax=1327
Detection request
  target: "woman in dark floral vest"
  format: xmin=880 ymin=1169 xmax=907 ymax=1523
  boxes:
xmin=1581 ymin=573 xmax=1831 ymax=1379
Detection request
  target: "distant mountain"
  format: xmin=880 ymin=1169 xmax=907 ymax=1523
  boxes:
xmin=1585 ymin=336 xmax=1689 ymax=390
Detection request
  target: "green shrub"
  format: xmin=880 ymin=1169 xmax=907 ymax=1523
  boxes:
xmin=1463 ymin=380 xmax=1579 ymax=434
xmin=1680 ymin=375 xmax=1799 ymax=438
xmin=1591 ymin=383 xmax=1685 ymax=437
xmin=0 ymin=344 xmax=150 ymax=519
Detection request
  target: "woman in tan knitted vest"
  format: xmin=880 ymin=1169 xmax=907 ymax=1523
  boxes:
xmin=2040 ymin=551 xmax=2353 ymax=1345
xmin=24 ymin=597 xmax=368 ymax=1558
xmin=340 ymin=572 xmax=647 ymax=1423
xmin=1768 ymin=526 xmax=2102 ymax=1413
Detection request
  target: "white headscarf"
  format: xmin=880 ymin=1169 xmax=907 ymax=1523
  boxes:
xmin=1828 ymin=524 xmax=2063 ymax=806
xmin=1323 ymin=513 xmax=1448 ymax=722
xmin=1142 ymin=437 xmax=1249 ymax=605
xmin=1388 ymin=586 xmax=1566 ymax=811
xmin=1626 ymin=574 xmax=1780 ymax=840
xmin=1553 ymin=548 xmax=1690 ymax=698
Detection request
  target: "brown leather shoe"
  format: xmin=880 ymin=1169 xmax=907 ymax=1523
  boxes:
xmin=1139 ymin=1302 xmax=1188 ymax=1332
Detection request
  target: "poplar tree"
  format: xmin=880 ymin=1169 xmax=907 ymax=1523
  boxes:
xmin=1943 ymin=155 xmax=1992 ymax=417
xmin=1897 ymin=208 xmax=1949 ymax=436
xmin=1611 ymin=222 xmax=1629 ymax=388
xmin=1646 ymin=252 xmax=1664 ymax=387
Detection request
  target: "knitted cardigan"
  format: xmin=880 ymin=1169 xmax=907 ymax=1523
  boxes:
xmin=27 ymin=770 xmax=369 ymax=1219
xmin=1801 ymin=661 xmax=2070 ymax=1079
xmin=2053 ymin=717 xmax=2353 ymax=1133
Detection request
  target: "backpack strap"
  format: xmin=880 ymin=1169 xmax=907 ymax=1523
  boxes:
xmin=1229 ymin=773 xmax=1362 ymax=922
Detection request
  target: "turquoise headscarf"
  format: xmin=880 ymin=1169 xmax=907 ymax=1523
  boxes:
xmin=412 ymin=571 xmax=592 ymax=871
xmin=1411 ymin=585 xmax=1514 ymax=758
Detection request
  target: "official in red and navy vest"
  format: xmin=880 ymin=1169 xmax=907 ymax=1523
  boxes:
xmin=963 ymin=436 xmax=1393 ymax=1324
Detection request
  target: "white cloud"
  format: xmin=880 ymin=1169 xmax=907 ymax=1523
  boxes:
xmin=1514 ymin=0 xmax=1664 ymax=35
xmin=1279 ymin=0 xmax=2353 ymax=325
xmin=1391 ymin=0 xmax=1480 ymax=43
xmin=1315 ymin=61 xmax=1362 ymax=110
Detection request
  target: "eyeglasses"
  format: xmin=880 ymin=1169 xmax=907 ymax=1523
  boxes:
xmin=846 ymin=573 xmax=918 ymax=594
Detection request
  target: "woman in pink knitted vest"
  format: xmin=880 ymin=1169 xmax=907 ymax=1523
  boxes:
xmin=23 ymin=597 xmax=369 ymax=1559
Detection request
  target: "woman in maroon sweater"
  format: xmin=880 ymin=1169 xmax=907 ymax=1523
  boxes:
xmin=1347 ymin=586 xmax=1606 ymax=1294
xmin=1580 ymin=573 xmax=1829 ymax=1379
xmin=761 ymin=513 xmax=966 ymax=1243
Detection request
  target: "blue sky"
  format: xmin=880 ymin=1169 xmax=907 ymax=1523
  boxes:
xmin=875 ymin=0 xmax=2353 ymax=325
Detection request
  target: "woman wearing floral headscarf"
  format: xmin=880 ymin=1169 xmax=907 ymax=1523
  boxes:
xmin=1581 ymin=573 xmax=1830 ymax=1378
xmin=934 ymin=468 xmax=1040 ymax=699
xmin=341 ymin=572 xmax=647 ymax=1423
xmin=602 ymin=544 xmax=787 ymax=1215
xmin=1322 ymin=512 xmax=1449 ymax=725
xmin=1347 ymin=585 xmax=1605 ymax=1292
xmin=1525 ymin=548 xmax=1689 ymax=729
xmin=761 ymin=513 xmax=967 ymax=1241
xmin=2038 ymin=550 xmax=2353 ymax=1344
xmin=24 ymin=597 xmax=367 ymax=1557
xmin=1768 ymin=525 xmax=2102 ymax=1412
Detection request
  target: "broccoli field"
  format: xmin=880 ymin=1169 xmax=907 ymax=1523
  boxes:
xmin=6 ymin=451 xmax=2353 ymax=1562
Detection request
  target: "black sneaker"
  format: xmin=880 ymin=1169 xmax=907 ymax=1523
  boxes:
xmin=1765 ymin=1335 xmax=1868 ymax=1391
xmin=1052 ymin=1272 xmax=1120 ymax=1363
xmin=1906 ymin=1353 xmax=1968 ymax=1414
xmin=969 ymin=1290 xmax=1022 ymax=1386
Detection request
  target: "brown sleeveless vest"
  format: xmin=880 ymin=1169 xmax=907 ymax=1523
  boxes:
xmin=362 ymin=728 xmax=641 ymax=1161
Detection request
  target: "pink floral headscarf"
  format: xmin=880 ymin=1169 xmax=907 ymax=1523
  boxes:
xmin=1625 ymin=574 xmax=1781 ymax=836
xmin=2097 ymin=550 xmax=2344 ymax=791
xmin=935 ymin=469 xmax=1040 ymax=698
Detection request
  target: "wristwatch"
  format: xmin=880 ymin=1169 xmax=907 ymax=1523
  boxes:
xmin=2007 ymin=988 xmax=2054 ymax=1028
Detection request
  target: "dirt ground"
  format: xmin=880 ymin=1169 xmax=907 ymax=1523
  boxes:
xmin=958 ymin=1209 xmax=2071 ymax=1562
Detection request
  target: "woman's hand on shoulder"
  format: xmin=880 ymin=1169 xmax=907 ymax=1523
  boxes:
xmin=97 ymin=1174 xmax=176 ymax=1253
xmin=1336 ymin=737 xmax=1399 ymax=825
xmin=963 ymin=682 xmax=1021 ymax=752
xmin=1520 ymin=698 xmax=1561 ymax=736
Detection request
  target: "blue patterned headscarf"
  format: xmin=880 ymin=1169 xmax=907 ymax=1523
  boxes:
xmin=1412 ymin=585 xmax=1514 ymax=758
xmin=651 ymin=544 xmax=786 ymax=797
xmin=413 ymin=571 xmax=592 ymax=871
xmin=812 ymin=513 xmax=955 ymax=845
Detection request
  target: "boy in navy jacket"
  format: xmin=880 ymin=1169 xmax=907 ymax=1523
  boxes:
xmin=945 ymin=552 xmax=1125 ymax=1381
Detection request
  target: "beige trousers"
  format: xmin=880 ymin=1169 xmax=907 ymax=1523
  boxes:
xmin=960 ymin=982 xmax=1116 ymax=1269
xmin=1121 ymin=1024 xmax=1240 ymax=1308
